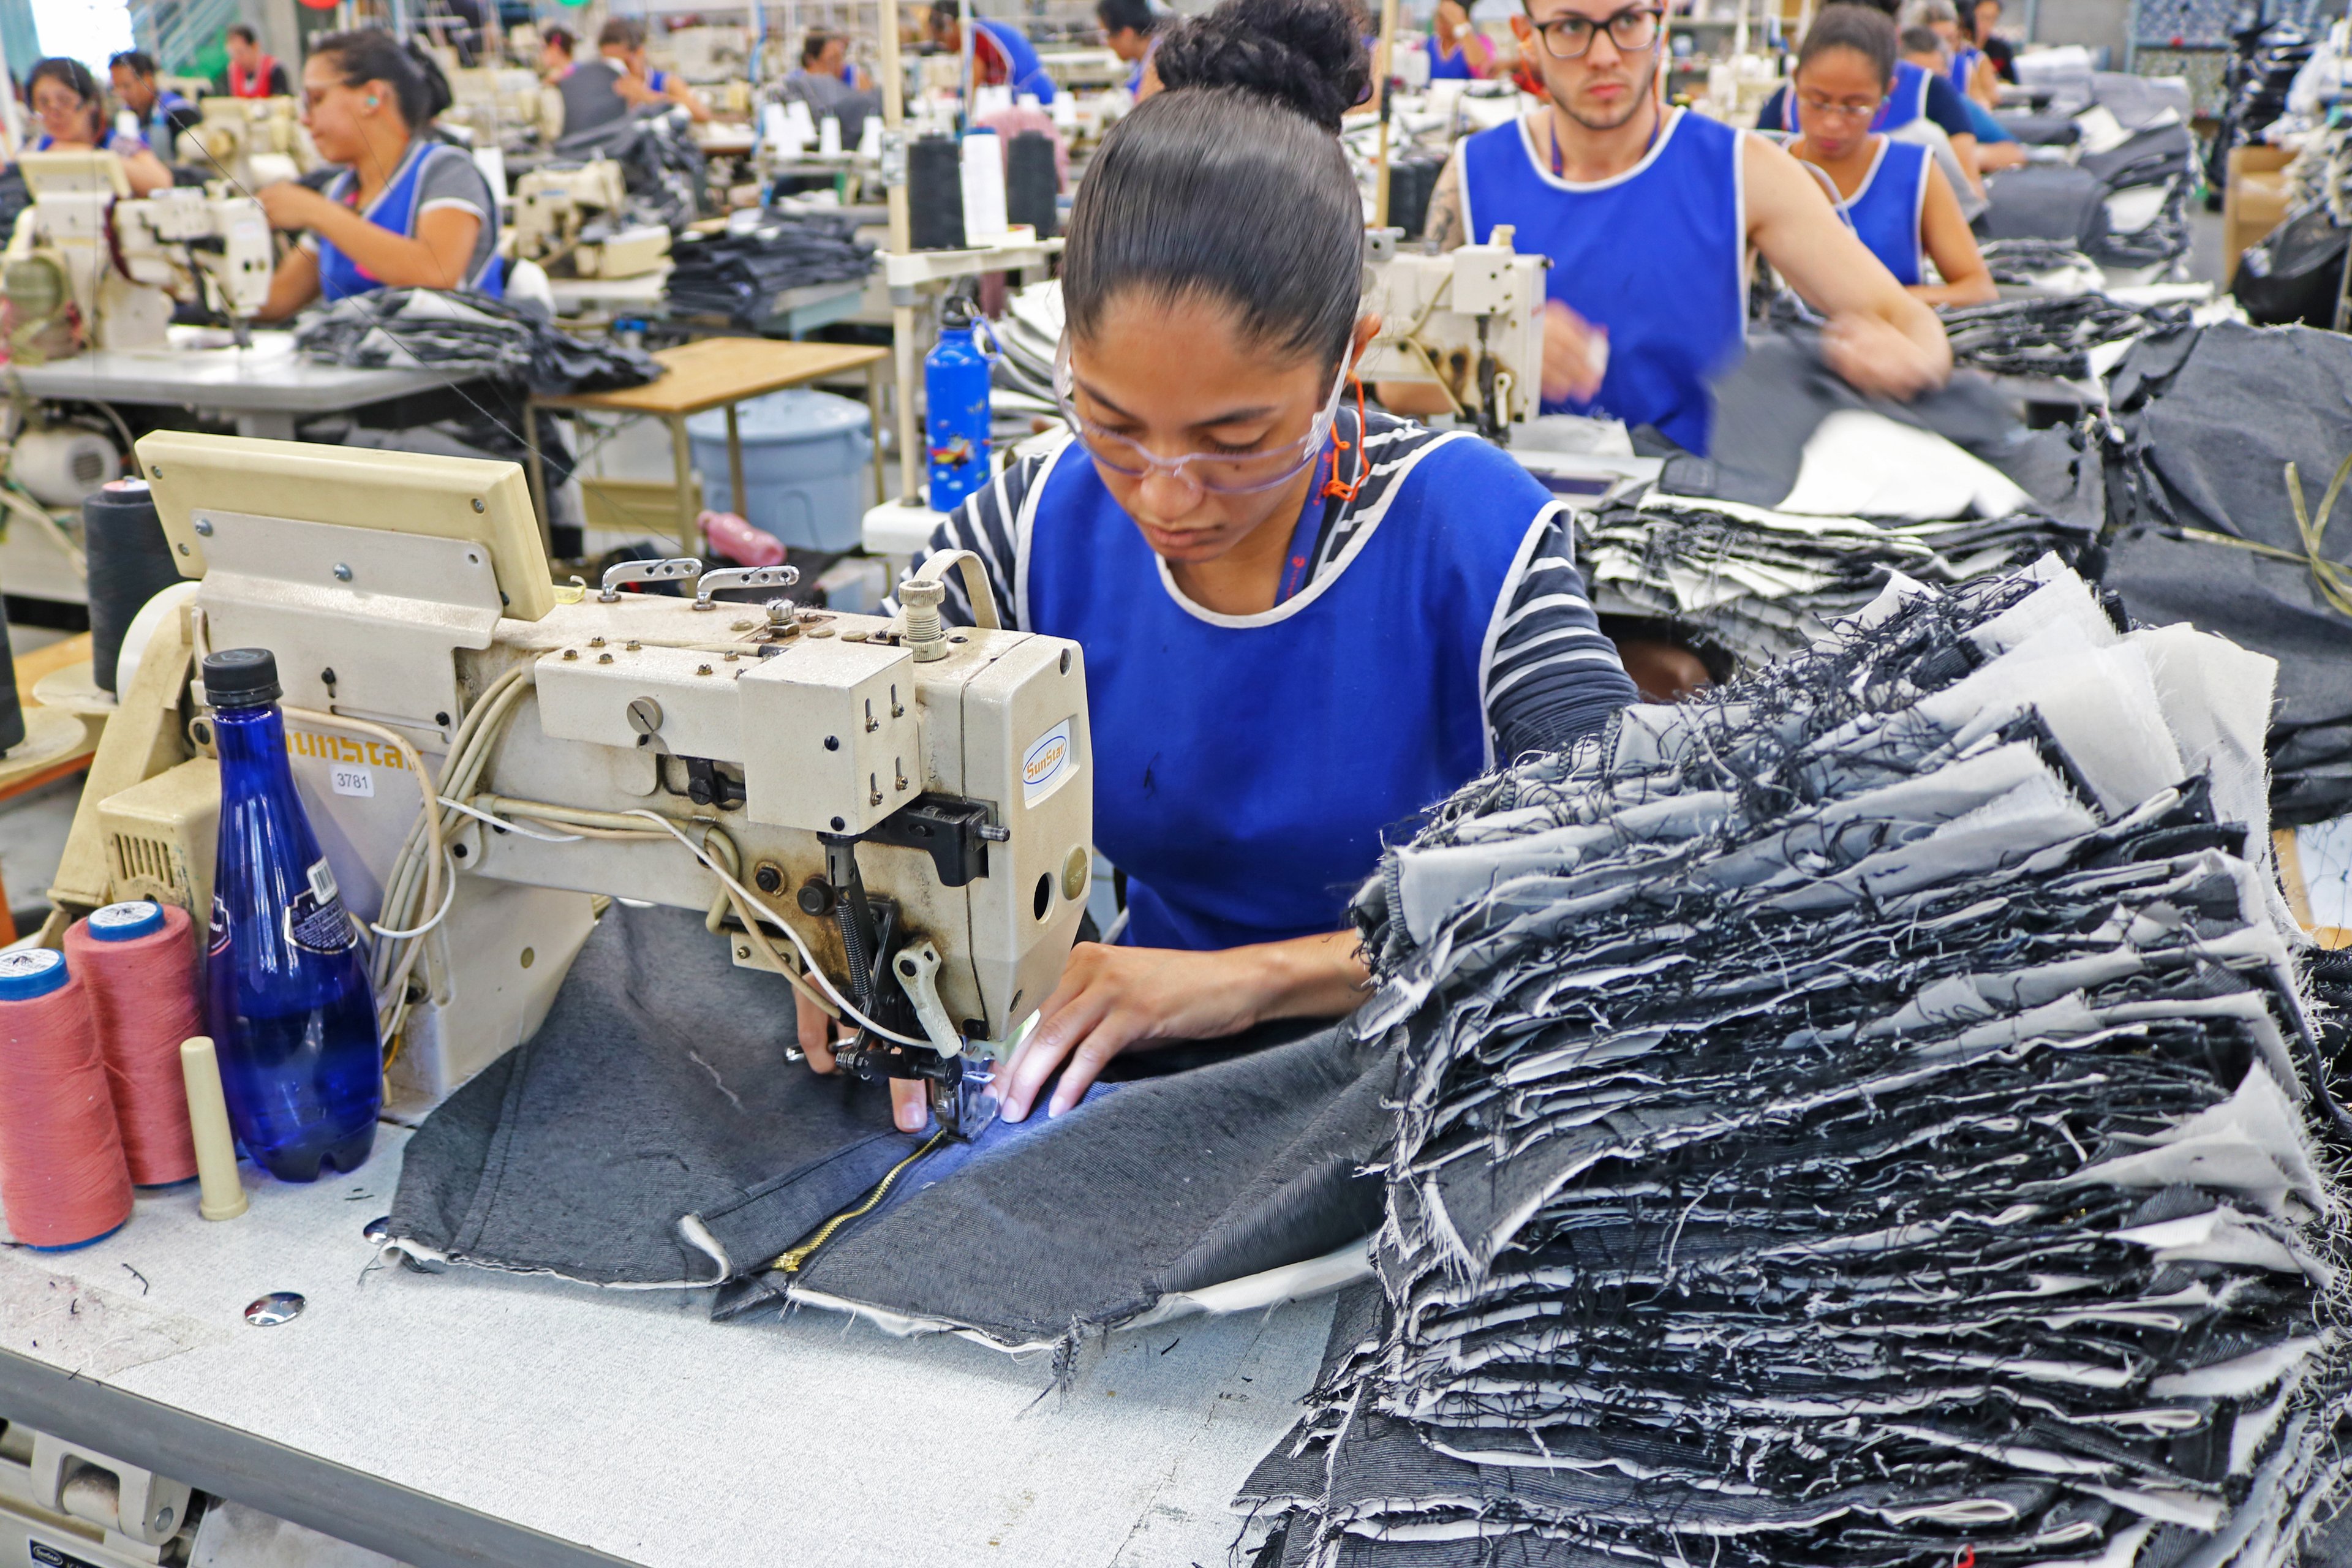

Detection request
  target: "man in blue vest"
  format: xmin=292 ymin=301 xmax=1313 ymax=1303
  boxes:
xmin=926 ymin=2 xmax=1058 ymax=103
xmin=1399 ymin=0 xmax=1950 ymax=456
xmin=108 ymin=51 xmax=197 ymax=156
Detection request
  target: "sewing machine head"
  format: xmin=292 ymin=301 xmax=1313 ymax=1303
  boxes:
xmin=1 ymin=153 xmax=270 ymax=357
xmin=1358 ymin=224 xmax=1548 ymax=442
xmin=67 ymin=433 xmax=1090 ymax=1137
xmin=510 ymin=159 xmax=669 ymax=278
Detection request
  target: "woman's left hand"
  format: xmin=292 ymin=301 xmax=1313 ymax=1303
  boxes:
xmin=997 ymin=933 xmax=1371 ymax=1124
xmin=255 ymin=181 xmax=329 ymax=232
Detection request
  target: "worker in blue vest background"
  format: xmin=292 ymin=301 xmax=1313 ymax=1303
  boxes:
xmin=1098 ymin=0 xmax=1161 ymax=95
xmin=807 ymin=0 xmax=1634 ymax=1132
xmin=1393 ymin=0 xmax=1949 ymax=456
xmin=1753 ymin=0 xmax=1981 ymax=194
xmin=927 ymin=1 xmax=1059 ymax=102
xmin=1784 ymin=6 xmax=1994 ymax=303
xmin=20 ymin=58 xmax=173 ymax=194
xmin=108 ymin=51 xmax=197 ymax=158
xmin=255 ymin=30 xmax=503 ymax=318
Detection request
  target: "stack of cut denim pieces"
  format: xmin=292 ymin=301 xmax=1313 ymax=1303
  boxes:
xmin=663 ymin=210 xmax=874 ymax=326
xmin=1939 ymin=293 xmax=2193 ymax=381
xmin=1238 ymin=557 xmax=2352 ymax=1568
xmin=1574 ymin=494 xmax=2097 ymax=668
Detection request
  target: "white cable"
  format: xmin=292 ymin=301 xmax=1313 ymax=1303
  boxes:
xmin=437 ymin=795 xmax=584 ymax=843
xmin=368 ymin=852 xmax=461 ymax=939
xmin=619 ymin=808 xmax=933 ymax=1049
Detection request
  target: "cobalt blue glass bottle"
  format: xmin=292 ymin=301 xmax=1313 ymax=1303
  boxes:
xmin=925 ymin=295 xmax=995 ymax=514
xmin=203 ymin=648 xmax=382 ymax=1182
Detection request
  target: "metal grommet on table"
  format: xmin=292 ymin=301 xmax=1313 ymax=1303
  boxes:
xmin=244 ymin=1291 xmax=306 ymax=1327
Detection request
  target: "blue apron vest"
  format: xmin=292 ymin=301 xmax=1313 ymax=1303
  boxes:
xmin=1460 ymin=107 xmax=1746 ymax=454
xmin=1832 ymin=137 xmax=1931 ymax=286
xmin=1948 ymin=45 xmax=1982 ymax=97
xmin=316 ymin=141 xmax=504 ymax=304
xmin=1020 ymin=434 xmax=1539 ymax=952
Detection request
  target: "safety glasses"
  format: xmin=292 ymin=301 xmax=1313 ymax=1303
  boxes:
xmin=1052 ymin=335 xmax=1349 ymax=497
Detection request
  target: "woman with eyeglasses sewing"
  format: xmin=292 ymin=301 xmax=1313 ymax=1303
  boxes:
xmin=252 ymin=29 xmax=503 ymax=320
xmin=20 ymin=58 xmax=174 ymax=197
xmin=807 ymin=0 xmax=1637 ymax=1133
xmin=1785 ymin=6 xmax=1994 ymax=305
xmin=1396 ymin=0 xmax=1950 ymax=457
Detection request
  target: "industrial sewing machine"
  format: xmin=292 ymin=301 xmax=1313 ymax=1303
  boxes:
xmin=51 ymin=434 xmax=1091 ymax=1136
xmin=510 ymin=158 xmax=673 ymax=279
xmin=0 ymin=153 xmax=271 ymax=359
xmin=1358 ymin=224 xmax=1547 ymax=442
xmin=175 ymin=95 xmax=315 ymax=190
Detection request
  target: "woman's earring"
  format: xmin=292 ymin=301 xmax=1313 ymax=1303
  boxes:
xmin=366 ymin=95 xmax=380 ymax=107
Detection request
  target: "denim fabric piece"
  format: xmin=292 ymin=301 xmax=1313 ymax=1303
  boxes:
xmin=2103 ymin=322 xmax=2352 ymax=824
xmin=389 ymin=910 xmax=1393 ymax=1335
xmin=766 ymin=1020 xmax=1394 ymax=1343
xmin=386 ymin=901 xmax=911 ymax=1287
xmin=1240 ymin=562 xmax=2352 ymax=1568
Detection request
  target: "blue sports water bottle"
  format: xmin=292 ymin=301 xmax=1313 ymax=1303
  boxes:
xmin=925 ymin=295 xmax=996 ymax=514
xmin=203 ymin=649 xmax=383 ymax=1182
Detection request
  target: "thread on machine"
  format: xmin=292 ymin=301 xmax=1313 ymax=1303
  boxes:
xmin=66 ymin=901 xmax=203 ymax=1186
xmin=0 ymin=949 xmax=134 ymax=1248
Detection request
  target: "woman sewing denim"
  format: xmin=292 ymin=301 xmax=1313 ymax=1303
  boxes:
xmin=805 ymin=0 xmax=1637 ymax=1131
xmin=254 ymin=30 xmax=502 ymax=320
xmin=21 ymin=58 xmax=173 ymax=197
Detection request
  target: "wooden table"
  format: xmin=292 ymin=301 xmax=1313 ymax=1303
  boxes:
xmin=527 ymin=338 xmax=891 ymax=558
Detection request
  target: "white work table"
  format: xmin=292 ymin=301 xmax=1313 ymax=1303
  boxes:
xmin=6 ymin=331 xmax=483 ymax=440
xmin=0 ymin=1125 xmax=1330 ymax=1567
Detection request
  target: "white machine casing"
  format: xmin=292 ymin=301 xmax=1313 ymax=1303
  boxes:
xmin=510 ymin=159 xmax=672 ymax=279
xmin=1357 ymin=224 xmax=1548 ymax=437
xmin=1 ymin=153 xmax=270 ymax=356
xmin=176 ymin=95 xmax=315 ymax=189
xmin=66 ymin=433 xmax=1091 ymax=1121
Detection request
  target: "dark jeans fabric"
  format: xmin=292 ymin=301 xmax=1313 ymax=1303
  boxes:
xmin=1237 ymin=562 xmax=2352 ymax=1567
xmin=2103 ymin=322 xmax=2352 ymax=824
xmin=388 ymin=903 xmax=1393 ymax=1340
xmin=388 ymin=901 xmax=910 ymax=1287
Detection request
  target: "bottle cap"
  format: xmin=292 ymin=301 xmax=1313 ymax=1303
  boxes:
xmin=0 ymin=948 xmax=69 ymax=1001
xmin=940 ymin=295 xmax=976 ymax=331
xmin=204 ymin=648 xmax=282 ymax=709
xmin=88 ymin=901 xmax=166 ymax=942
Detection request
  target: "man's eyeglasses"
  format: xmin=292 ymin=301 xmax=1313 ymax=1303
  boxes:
xmin=1796 ymin=92 xmax=1884 ymax=121
xmin=1526 ymin=6 xmax=1664 ymax=59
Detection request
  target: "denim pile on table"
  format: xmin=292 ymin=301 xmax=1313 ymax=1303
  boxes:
xmin=2100 ymin=321 xmax=2352 ymax=825
xmin=1237 ymin=557 xmax=2352 ymax=1568
xmin=663 ymin=210 xmax=875 ymax=327
xmin=1939 ymin=294 xmax=2194 ymax=381
xmin=1980 ymin=83 xmax=2196 ymax=271
xmin=293 ymin=287 xmax=662 ymax=396
xmin=1575 ymin=494 xmax=2097 ymax=668
xmin=1978 ymin=238 xmax=2103 ymax=290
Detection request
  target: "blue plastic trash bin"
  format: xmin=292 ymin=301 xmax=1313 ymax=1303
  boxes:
xmin=685 ymin=390 xmax=873 ymax=552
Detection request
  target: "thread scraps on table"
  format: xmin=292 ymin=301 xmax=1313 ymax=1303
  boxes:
xmin=0 ymin=948 xmax=134 ymax=1249
xmin=66 ymin=901 xmax=203 ymax=1186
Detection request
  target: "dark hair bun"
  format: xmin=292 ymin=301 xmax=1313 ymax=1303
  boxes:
xmin=1153 ymin=0 xmax=1371 ymax=134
